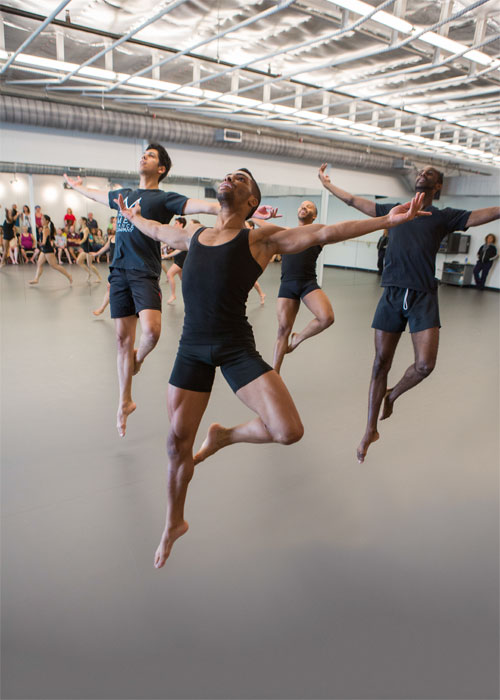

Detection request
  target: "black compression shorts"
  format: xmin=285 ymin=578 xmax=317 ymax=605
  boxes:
xmin=109 ymin=267 xmax=162 ymax=318
xmin=278 ymin=278 xmax=320 ymax=300
xmin=372 ymin=286 xmax=441 ymax=334
xmin=169 ymin=341 xmax=273 ymax=393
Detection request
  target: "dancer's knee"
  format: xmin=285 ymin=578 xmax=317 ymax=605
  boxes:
xmin=415 ymin=359 xmax=435 ymax=378
xmin=142 ymin=324 xmax=161 ymax=348
xmin=372 ymin=353 xmax=392 ymax=377
xmin=166 ymin=428 xmax=193 ymax=461
xmin=318 ymin=311 xmax=335 ymax=329
xmin=271 ymin=419 xmax=304 ymax=445
xmin=277 ymin=322 xmax=293 ymax=340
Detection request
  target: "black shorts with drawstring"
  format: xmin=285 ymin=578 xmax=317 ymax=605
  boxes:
xmin=372 ymin=286 xmax=441 ymax=333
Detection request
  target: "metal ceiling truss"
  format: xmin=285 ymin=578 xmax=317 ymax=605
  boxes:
xmin=1 ymin=0 xmax=499 ymax=169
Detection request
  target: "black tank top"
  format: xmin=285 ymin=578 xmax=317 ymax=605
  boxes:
xmin=180 ymin=227 xmax=262 ymax=344
xmin=281 ymin=245 xmax=322 ymax=281
xmin=109 ymin=239 xmax=115 ymax=262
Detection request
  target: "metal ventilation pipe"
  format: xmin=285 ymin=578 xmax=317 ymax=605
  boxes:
xmin=0 ymin=95 xmax=394 ymax=172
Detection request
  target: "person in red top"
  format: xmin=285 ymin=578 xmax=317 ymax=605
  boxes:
xmin=64 ymin=208 xmax=76 ymax=227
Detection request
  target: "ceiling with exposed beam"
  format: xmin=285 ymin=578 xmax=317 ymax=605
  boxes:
xmin=1 ymin=0 xmax=500 ymax=170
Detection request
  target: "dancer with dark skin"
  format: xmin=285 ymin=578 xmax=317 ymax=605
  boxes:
xmin=273 ymin=200 xmax=334 ymax=373
xmin=64 ymin=144 xmax=222 ymax=437
xmin=319 ymin=162 xmax=500 ymax=463
xmin=116 ymin=170 xmax=428 ymax=568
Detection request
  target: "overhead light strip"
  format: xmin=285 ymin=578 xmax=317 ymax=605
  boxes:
xmin=330 ymin=0 xmax=493 ymax=65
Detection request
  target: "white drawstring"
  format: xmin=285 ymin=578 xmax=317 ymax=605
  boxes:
xmin=403 ymin=288 xmax=409 ymax=311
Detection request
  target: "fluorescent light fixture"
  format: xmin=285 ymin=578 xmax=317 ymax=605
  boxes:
xmin=419 ymin=32 xmax=464 ymax=54
xmin=463 ymin=50 xmax=492 ymax=66
xmin=405 ymin=133 xmax=426 ymax=143
xmin=381 ymin=129 xmax=402 ymax=138
xmin=330 ymin=0 xmax=412 ymax=32
xmin=349 ymin=122 xmax=380 ymax=133
xmin=295 ymin=110 xmax=326 ymax=122
xmin=219 ymin=95 xmax=260 ymax=107
xmin=373 ymin=10 xmax=412 ymax=33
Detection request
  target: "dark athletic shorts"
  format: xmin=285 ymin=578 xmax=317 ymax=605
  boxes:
xmin=372 ymin=286 xmax=441 ymax=334
xmin=3 ymin=231 xmax=14 ymax=241
xmin=109 ymin=267 xmax=162 ymax=318
xmin=278 ymin=278 xmax=320 ymax=300
xmin=169 ymin=341 xmax=273 ymax=393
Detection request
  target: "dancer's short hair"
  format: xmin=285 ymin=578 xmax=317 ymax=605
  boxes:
xmin=239 ymin=168 xmax=261 ymax=217
xmin=176 ymin=217 xmax=187 ymax=228
xmin=147 ymin=142 xmax=172 ymax=182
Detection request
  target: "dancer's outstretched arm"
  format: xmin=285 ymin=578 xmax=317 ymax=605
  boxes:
xmin=266 ymin=193 xmax=430 ymax=255
xmin=63 ymin=174 xmax=109 ymax=206
xmin=318 ymin=163 xmax=376 ymax=216
xmin=115 ymin=194 xmax=191 ymax=250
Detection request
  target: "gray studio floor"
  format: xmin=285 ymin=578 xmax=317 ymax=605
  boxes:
xmin=1 ymin=260 xmax=499 ymax=700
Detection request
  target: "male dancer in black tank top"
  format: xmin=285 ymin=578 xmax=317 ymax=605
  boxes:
xmin=273 ymin=200 xmax=334 ymax=373
xmin=116 ymin=170 xmax=429 ymax=568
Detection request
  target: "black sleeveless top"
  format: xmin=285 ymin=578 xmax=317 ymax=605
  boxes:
xmin=180 ymin=227 xmax=262 ymax=345
xmin=281 ymin=245 xmax=322 ymax=282
xmin=109 ymin=239 xmax=115 ymax=262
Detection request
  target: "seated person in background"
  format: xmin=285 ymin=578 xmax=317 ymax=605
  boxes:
xmin=473 ymin=234 xmax=498 ymax=290
xmin=64 ymin=207 xmax=76 ymax=228
xmin=66 ymin=224 xmax=81 ymax=262
xmin=55 ymin=227 xmax=72 ymax=264
xmin=20 ymin=226 xmax=38 ymax=263
xmin=9 ymin=228 xmax=20 ymax=264
xmin=87 ymin=212 xmax=98 ymax=233
xmin=93 ymin=228 xmax=105 ymax=259
xmin=106 ymin=215 xmax=116 ymax=239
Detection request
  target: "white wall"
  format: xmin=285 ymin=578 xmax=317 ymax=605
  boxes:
xmin=1 ymin=122 xmax=499 ymax=288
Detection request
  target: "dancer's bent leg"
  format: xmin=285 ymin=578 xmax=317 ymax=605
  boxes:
xmin=357 ymin=330 xmax=401 ymax=463
xmin=155 ymin=386 xmax=211 ymax=568
xmin=380 ymin=327 xmax=439 ymax=420
xmin=115 ymin=315 xmax=138 ymax=437
xmin=135 ymin=309 xmax=161 ymax=374
xmin=46 ymin=253 xmax=72 ymax=283
xmin=195 ymin=370 xmax=303 ymax=464
xmin=288 ymin=288 xmax=334 ymax=352
xmin=273 ymin=298 xmax=300 ymax=373
xmin=29 ymin=253 xmax=46 ymax=284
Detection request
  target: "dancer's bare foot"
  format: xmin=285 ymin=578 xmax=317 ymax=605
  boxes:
xmin=286 ymin=332 xmax=300 ymax=353
xmin=380 ymin=389 xmax=394 ymax=420
xmin=154 ymin=521 xmax=189 ymax=569
xmin=194 ymin=423 xmax=230 ymax=465
xmin=357 ymin=430 xmax=379 ymax=463
xmin=132 ymin=349 xmax=143 ymax=376
xmin=68 ymin=274 xmax=73 ymax=285
xmin=28 ymin=278 xmax=39 ymax=285
xmin=167 ymin=296 xmax=176 ymax=305
xmin=117 ymin=400 xmax=136 ymax=437
xmin=260 ymin=293 xmax=266 ymax=305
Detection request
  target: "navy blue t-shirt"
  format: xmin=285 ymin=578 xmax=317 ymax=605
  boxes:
xmin=375 ymin=203 xmax=471 ymax=292
xmin=108 ymin=188 xmax=188 ymax=277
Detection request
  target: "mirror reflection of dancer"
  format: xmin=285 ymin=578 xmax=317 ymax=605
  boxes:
xmin=319 ymin=163 xmax=500 ymax=463
xmin=64 ymin=143 xmax=221 ymax=437
xmin=273 ymin=200 xmax=334 ymax=373
xmin=29 ymin=215 xmax=73 ymax=286
xmin=91 ymin=219 xmax=116 ymax=316
xmin=76 ymin=216 xmax=102 ymax=283
xmin=116 ymin=169 xmax=428 ymax=568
